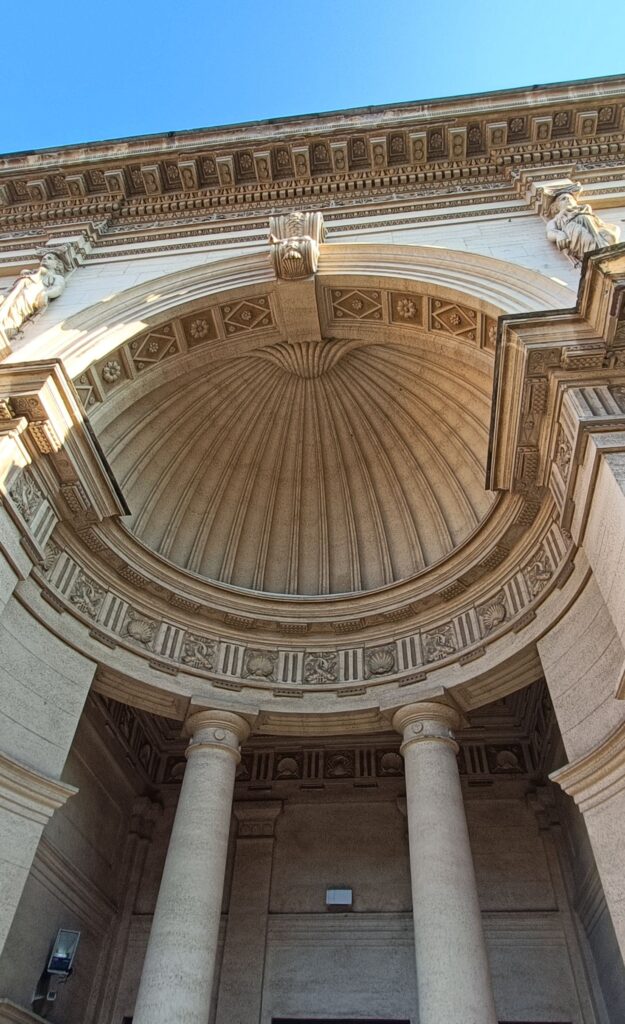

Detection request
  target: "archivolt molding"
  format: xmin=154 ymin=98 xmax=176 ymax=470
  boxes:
xmin=551 ymin=718 xmax=625 ymax=813
xmin=6 ymin=244 xmax=574 ymax=377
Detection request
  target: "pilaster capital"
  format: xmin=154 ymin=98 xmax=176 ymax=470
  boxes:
xmin=233 ymin=800 xmax=283 ymax=837
xmin=129 ymin=795 xmax=162 ymax=840
xmin=392 ymin=700 xmax=460 ymax=755
xmin=184 ymin=708 xmax=251 ymax=762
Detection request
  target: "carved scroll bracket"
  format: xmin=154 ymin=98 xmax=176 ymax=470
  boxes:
xmin=268 ymin=211 xmax=325 ymax=280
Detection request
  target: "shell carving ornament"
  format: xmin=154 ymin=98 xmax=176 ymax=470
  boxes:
xmin=477 ymin=592 xmax=508 ymax=635
xmin=366 ymin=645 xmax=396 ymax=676
xmin=268 ymin=211 xmax=325 ymax=279
xmin=124 ymin=609 xmax=158 ymax=647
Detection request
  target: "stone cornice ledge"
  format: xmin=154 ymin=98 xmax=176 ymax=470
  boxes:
xmin=0 ymin=1001 xmax=47 ymax=1024
xmin=551 ymin=716 xmax=625 ymax=812
xmin=0 ymin=751 xmax=77 ymax=825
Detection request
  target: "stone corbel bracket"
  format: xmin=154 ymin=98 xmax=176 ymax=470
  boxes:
xmin=0 ymin=233 xmax=93 ymax=360
xmin=0 ymin=360 xmax=128 ymax=561
xmin=488 ymin=244 xmax=625 ymax=505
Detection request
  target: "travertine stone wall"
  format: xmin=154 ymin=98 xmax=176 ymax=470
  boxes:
xmin=0 ymin=596 xmax=95 ymax=777
xmin=538 ymin=576 xmax=625 ymax=763
xmin=0 ymin=591 xmax=96 ymax=950
xmin=540 ymin=577 xmax=625 ymax=963
xmin=0 ymin=710 xmax=138 ymax=1022
xmin=108 ymin=785 xmax=605 ymax=1024
xmin=557 ymin=788 xmax=625 ymax=1021
xmin=576 ymin=443 xmax=625 ymax=654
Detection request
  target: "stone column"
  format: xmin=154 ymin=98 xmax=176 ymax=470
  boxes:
xmin=215 ymin=801 xmax=282 ymax=1024
xmin=132 ymin=709 xmax=250 ymax=1024
xmin=392 ymin=701 xmax=498 ymax=1024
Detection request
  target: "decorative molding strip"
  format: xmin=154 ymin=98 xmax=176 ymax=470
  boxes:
xmin=37 ymin=518 xmax=569 ymax=691
xmin=0 ymin=751 xmax=77 ymax=826
xmin=234 ymin=800 xmax=282 ymax=837
xmin=30 ymin=836 xmax=116 ymax=934
xmin=551 ymin=719 xmax=625 ymax=812
xmin=1 ymin=81 xmax=624 ymax=217
xmin=0 ymin=1001 xmax=48 ymax=1024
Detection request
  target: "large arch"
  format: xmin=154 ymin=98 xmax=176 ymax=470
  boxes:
xmin=0 ymin=242 xmax=593 ymax=732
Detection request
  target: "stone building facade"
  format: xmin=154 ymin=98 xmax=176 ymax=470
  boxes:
xmin=0 ymin=75 xmax=625 ymax=1023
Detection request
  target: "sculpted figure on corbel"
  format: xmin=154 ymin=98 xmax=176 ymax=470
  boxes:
xmin=0 ymin=244 xmax=79 ymax=349
xmin=544 ymin=182 xmax=620 ymax=262
xmin=0 ymin=251 xmax=66 ymax=345
xmin=269 ymin=210 xmax=326 ymax=279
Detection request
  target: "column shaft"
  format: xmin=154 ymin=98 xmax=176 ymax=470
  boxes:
xmin=394 ymin=702 xmax=497 ymax=1024
xmin=132 ymin=710 xmax=249 ymax=1024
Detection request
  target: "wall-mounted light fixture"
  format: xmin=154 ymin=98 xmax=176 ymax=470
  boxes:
xmin=47 ymin=930 xmax=80 ymax=977
xmin=32 ymin=929 xmax=81 ymax=1008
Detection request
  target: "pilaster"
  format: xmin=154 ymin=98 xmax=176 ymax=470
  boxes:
xmin=215 ymin=801 xmax=282 ymax=1024
xmin=552 ymin=721 xmax=625 ymax=958
xmin=0 ymin=752 xmax=76 ymax=952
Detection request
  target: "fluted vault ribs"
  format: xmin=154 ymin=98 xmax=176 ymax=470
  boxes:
xmin=99 ymin=339 xmax=494 ymax=596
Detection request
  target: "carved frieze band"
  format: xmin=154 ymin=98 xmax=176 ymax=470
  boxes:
xmin=99 ymin=683 xmax=554 ymax=786
xmin=35 ymin=515 xmax=568 ymax=691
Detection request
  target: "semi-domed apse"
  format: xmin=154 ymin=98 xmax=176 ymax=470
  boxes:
xmin=93 ymin=282 xmax=497 ymax=597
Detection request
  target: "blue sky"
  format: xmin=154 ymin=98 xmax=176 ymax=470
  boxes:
xmin=3 ymin=0 xmax=624 ymax=153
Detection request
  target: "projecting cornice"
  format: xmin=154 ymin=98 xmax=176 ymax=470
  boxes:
xmin=1 ymin=77 xmax=625 ymax=227
xmin=488 ymin=243 xmax=625 ymax=503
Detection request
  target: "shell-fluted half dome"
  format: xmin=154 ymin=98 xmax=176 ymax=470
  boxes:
xmin=98 ymin=338 xmax=495 ymax=596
